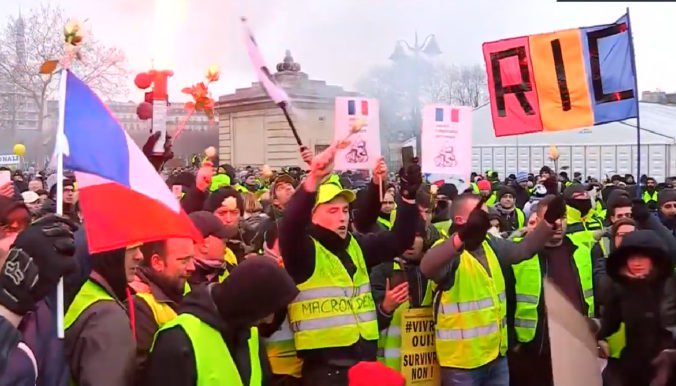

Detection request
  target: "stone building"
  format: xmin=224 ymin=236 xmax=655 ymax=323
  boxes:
xmin=215 ymin=51 xmax=359 ymax=168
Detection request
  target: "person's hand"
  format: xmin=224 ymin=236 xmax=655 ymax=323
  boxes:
xmin=458 ymin=200 xmax=491 ymax=250
xmin=0 ymin=182 xmax=14 ymax=198
xmin=597 ymin=340 xmax=609 ymax=359
xmin=544 ymin=195 xmax=566 ymax=224
xmin=307 ymin=143 xmax=336 ymax=187
xmin=631 ymin=198 xmax=650 ymax=223
xmin=11 ymin=216 xmax=77 ymax=304
xmin=651 ymin=349 xmax=676 ymax=386
xmin=142 ymin=132 xmax=174 ymax=171
xmin=196 ymin=161 xmax=214 ymax=192
xmin=373 ymin=157 xmax=387 ymax=185
xmin=399 ymin=164 xmax=422 ymax=200
xmin=382 ymin=278 xmax=409 ymax=314
xmin=299 ymin=146 xmax=313 ymax=166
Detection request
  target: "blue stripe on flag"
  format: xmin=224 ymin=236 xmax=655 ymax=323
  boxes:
xmin=347 ymin=100 xmax=356 ymax=115
xmin=435 ymin=108 xmax=444 ymax=122
xmin=63 ymin=71 xmax=131 ymax=187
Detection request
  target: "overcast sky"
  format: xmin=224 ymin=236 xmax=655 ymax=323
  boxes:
xmin=2 ymin=0 xmax=675 ymax=102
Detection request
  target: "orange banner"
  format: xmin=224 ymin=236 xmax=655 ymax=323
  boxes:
xmin=529 ymin=29 xmax=594 ymax=131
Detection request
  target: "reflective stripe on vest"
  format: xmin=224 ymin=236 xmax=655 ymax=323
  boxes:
xmin=136 ymin=292 xmax=177 ymax=327
xmin=64 ymin=279 xmax=114 ymax=330
xmin=435 ymin=241 xmax=507 ymax=369
xmin=377 ymin=262 xmax=435 ymax=371
xmin=153 ymin=314 xmax=262 ymax=386
xmin=263 ymin=317 xmax=303 ymax=378
xmin=511 ymin=235 xmax=595 ymax=343
xmin=288 ymin=238 xmax=379 ymax=351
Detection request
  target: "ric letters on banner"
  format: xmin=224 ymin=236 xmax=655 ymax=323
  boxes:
xmin=400 ymin=308 xmax=440 ymax=386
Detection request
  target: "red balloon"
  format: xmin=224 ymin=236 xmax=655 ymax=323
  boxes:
xmin=134 ymin=72 xmax=153 ymax=89
xmin=137 ymin=102 xmax=153 ymax=120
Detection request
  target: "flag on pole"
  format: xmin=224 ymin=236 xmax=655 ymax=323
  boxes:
xmin=58 ymin=71 xmax=201 ymax=253
xmin=241 ymin=17 xmax=290 ymax=105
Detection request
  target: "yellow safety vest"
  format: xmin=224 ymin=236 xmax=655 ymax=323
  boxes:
xmin=433 ymin=219 xmax=452 ymax=239
xmin=486 ymin=192 xmax=497 ymax=206
xmin=152 ymin=313 xmax=262 ymax=386
xmin=136 ymin=292 xmax=178 ymax=327
xmin=566 ymin=205 xmax=605 ymax=249
xmin=643 ymin=190 xmax=658 ymax=204
xmin=377 ymin=262 xmax=434 ymax=371
xmin=511 ymin=236 xmax=594 ymax=343
xmin=263 ymin=317 xmax=303 ymax=378
xmin=377 ymin=209 xmax=396 ymax=230
xmin=287 ymin=238 xmax=379 ymax=350
xmin=65 ymin=279 xmax=115 ymax=330
xmin=435 ymin=241 xmax=507 ymax=369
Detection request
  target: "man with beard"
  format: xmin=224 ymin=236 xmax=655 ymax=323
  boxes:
xmin=130 ymin=238 xmax=196 ymax=382
xmin=643 ymin=177 xmax=659 ymax=211
xmin=658 ymin=189 xmax=676 ymax=237
xmin=492 ymin=186 xmax=525 ymax=234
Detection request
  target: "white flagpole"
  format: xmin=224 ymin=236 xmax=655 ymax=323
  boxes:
xmin=55 ymin=70 xmax=68 ymax=338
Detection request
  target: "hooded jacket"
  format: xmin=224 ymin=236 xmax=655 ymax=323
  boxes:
xmin=598 ymin=230 xmax=676 ymax=385
xmin=144 ymin=262 xmax=297 ymax=386
xmin=64 ymin=249 xmax=136 ymax=386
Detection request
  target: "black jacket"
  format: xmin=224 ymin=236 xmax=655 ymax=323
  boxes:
xmin=143 ymin=284 xmax=272 ymax=386
xmin=598 ymin=230 xmax=676 ymax=386
xmin=512 ymin=182 xmax=530 ymax=210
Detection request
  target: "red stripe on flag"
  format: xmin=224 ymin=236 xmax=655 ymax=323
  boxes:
xmin=451 ymin=108 xmax=459 ymax=123
xmin=361 ymin=100 xmax=369 ymax=116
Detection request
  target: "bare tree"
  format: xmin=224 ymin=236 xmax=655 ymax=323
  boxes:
xmin=425 ymin=64 xmax=488 ymax=108
xmin=0 ymin=4 xmax=128 ymax=160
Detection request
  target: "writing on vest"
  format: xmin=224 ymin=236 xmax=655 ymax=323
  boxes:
xmin=263 ymin=317 xmax=303 ymax=378
xmin=288 ymin=237 xmax=378 ymax=351
xmin=435 ymin=241 xmax=507 ymax=369
xmin=152 ymin=313 xmax=262 ymax=386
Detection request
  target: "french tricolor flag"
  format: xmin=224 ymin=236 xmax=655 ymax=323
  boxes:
xmin=59 ymin=71 xmax=201 ymax=253
xmin=347 ymin=99 xmax=369 ymax=116
xmin=435 ymin=107 xmax=460 ymax=123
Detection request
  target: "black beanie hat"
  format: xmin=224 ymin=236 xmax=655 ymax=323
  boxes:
xmin=211 ymin=256 xmax=299 ymax=328
xmin=204 ymin=186 xmax=244 ymax=215
xmin=658 ymin=189 xmax=676 ymax=208
xmin=438 ymin=184 xmax=458 ymax=200
xmin=540 ymin=166 xmax=553 ymax=175
xmin=563 ymin=184 xmax=587 ymax=201
xmin=497 ymin=185 xmax=516 ymax=200
xmin=90 ymin=247 xmax=128 ymax=301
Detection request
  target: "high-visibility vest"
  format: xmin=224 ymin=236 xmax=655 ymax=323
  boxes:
xmin=263 ymin=317 xmax=303 ymax=378
xmin=435 ymin=241 xmax=507 ymax=369
xmin=136 ymin=292 xmax=178 ymax=327
xmin=153 ymin=313 xmax=262 ymax=386
xmin=377 ymin=209 xmax=396 ymax=230
xmin=643 ymin=190 xmax=658 ymax=204
xmin=597 ymin=236 xmax=626 ymax=359
xmin=65 ymin=279 xmax=115 ymax=330
xmin=471 ymin=183 xmax=479 ymax=194
xmin=511 ymin=236 xmax=594 ymax=343
xmin=377 ymin=262 xmax=434 ymax=371
xmin=287 ymin=238 xmax=379 ymax=351
xmin=433 ymin=219 xmax=452 ymax=239
xmin=486 ymin=192 xmax=497 ymax=206
xmin=566 ymin=205 xmax=604 ymax=249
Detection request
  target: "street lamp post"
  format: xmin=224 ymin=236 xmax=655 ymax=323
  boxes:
xmin=389 ymin=33 xmax=442 ymax=160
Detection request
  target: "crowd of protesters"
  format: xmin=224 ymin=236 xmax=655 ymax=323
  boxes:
xmin=0 ymin=137 xmax=675 ymax=386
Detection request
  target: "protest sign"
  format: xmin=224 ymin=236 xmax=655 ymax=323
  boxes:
xmin=544 ymin=279 xmax=603 ymax=386
xmin=0 ymin=154 xmax=20 ymax=166
xmin=421 ymin=105 xmax=472 ymax=178
xmin=400 ymin=308 xmax=441 ymax=386
xmin=333 ymin=97 xmax=380 ymax=171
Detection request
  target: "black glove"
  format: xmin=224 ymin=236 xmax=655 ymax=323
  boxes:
xmin=631 ymin=198 xmax=651 ymax=223
xmin=0 ymin=249 xmax=40 ymax=315
xmin=399 ymin=164 xmax=422 ymax=200
xmin=651 ymin=349 xmax=676 ymax=386
xmin=142 ymin=131 xmax=174 ymax=172
xmin=544 ymin=195 xmax=567 ymax=224
xmin=458 ymin=201 xmax=491 ymax=250
xmin=2 ymin=216 xmax=78 ymax=313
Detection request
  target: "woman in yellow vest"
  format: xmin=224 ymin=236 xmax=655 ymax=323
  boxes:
xmin=145 ymin=256 xmax=299 ymax=386
xmin=420 ymin=192 xmax=562 ymax=385
xmin=64 ymin=244 xmax=144 ymax=386
xmin=279 ymin=145 xmax=421 ymax=385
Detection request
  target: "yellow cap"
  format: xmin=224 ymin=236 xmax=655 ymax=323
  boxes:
xmin=315 ymin=182 xmax=356 ymax=208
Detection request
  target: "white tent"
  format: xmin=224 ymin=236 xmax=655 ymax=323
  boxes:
xmin=471 ymin=102 xmax=676 ymax=181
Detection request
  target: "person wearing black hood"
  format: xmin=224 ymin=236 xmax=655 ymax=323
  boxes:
xmin=563 ymin=184 xmax=604 ymax=248
xmin=64 ymin=244 xmax=144 ymax=386
xmin=144 ymin=255 xmax=299 ymax=386
xmin=591 ymin=230 xmax=676 ymax=386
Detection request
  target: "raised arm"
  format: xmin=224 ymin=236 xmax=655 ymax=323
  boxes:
xmin=352 ymin=181 xmax=382 ymax=233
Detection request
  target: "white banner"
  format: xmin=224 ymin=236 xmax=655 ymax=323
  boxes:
xmin=333 ymin=97 xmax=381 ymax=171
xmin=421 ymin=105 xmax=472 ymax=177
xmin=0 ymin=154 xmax=20 ymax=165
